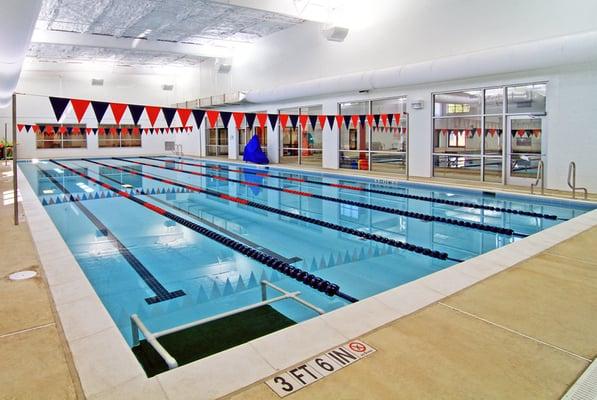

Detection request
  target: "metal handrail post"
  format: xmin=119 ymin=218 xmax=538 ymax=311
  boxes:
xmin=130 ymin=314 xmax=178 ymax=369
xmin=531 ymin=160 xmax=544 ymax=195
xmin=568 ymin=161 xmax=588 ymax=200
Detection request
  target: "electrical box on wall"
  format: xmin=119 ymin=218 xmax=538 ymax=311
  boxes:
xmin=411 ymin=100 xmax=424 ymax=110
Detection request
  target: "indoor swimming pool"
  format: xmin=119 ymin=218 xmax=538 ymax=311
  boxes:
xmin=18 ymin=157 xmax=595 ymax=372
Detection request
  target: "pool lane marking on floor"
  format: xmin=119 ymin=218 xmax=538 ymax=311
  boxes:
xmin=78 ymin=161 xmax=303 ymax=265
xmin=50 ymin=160 xmax=357 ymax=304
xmin=118 ymin=157 xmax=517 ymax=237
xmin=36 ymin=166 xmax=186 ymax=305
xmin=265 ymin=339 xmax=376 ymax=397
xmin=87 ymin=158 xmax=460 ymax=262
xmin=147 ymin=156 xmax=559 ymax=221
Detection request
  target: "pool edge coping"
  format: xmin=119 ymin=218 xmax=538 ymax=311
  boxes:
xmin=16 ymin=164 xmax=597 ymax=400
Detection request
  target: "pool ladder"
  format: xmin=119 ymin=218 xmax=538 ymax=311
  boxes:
xmin=130 ymin=280 xmax=324 ymax=370
xmin=531 ymin=160 xmax=544 ymax=195
xmin=567 ymin=161 xmax=588 ymax=199
xmin=172 ymin=144 xmax=183 ymax=157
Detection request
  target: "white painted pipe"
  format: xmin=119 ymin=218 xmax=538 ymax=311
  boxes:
xmin=0 ymin=0 xmax=43 ymax=108
xmin=245 ymin=30 xmax=597 ymax=104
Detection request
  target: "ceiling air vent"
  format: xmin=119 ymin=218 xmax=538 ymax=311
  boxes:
xmin=162 ymin=84 xmax=174 ymax=91
xmin=91 ymin=78 xmax=104 ymax=86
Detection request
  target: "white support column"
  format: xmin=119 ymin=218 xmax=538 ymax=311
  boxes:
xmin=321 ymin=101 xmax=339 ymax=169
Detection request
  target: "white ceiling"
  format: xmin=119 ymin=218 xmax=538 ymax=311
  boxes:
xmin=28 ymin=0 xmax=305 ymax=66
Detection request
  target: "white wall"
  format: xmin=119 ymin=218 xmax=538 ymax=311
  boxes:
xmin=0 ymin=63 xmax=205 ymax=158
xmin=224 ymin=0 xmax=597 ymax=94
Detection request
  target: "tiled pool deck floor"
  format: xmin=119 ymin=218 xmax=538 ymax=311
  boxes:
xmin=1 ymin=161 xmax=596 ymax=399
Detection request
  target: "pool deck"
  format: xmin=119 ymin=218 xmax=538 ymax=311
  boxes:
xmin=2 ymin=159 xmax=596 ymax=399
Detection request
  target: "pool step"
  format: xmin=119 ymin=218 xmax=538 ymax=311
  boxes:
xmin=132 ymin=305 xmax=295 ymax=377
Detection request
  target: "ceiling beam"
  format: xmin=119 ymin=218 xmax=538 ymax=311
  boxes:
xmin=210 ymin=0 xmax=331 ymax=24
xmin=30 ymin=29 xmax=233 ymax=60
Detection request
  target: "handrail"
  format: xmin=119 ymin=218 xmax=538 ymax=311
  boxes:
xmin=130 ymin=280 xmax=325 ymax=370
xmin=567 ymin=161 xmax=588 ymax=199
xmin=531 ymin=160 xmax=544 ymax=195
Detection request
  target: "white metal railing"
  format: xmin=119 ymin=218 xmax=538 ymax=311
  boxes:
xmin=171 ymin=144 xmax=183 ymax=157
xmin=567 ymin=161 xmax=588 ymax=199
xmin=531 ymin=159 xmax=544 ymax=195
xmin=130 ymin=280 xmax=324 ymax=370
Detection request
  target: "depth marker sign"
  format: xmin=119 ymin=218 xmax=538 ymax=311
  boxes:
xmin=265 ymin=340 xmax=376 ymax=397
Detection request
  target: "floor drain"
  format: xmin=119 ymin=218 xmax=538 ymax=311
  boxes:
xmin=9 ymin=271 xmax=37 ymax=281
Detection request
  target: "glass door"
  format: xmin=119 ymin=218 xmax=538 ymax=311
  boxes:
xmin=506 ymin=115 xmax=544 ymax=185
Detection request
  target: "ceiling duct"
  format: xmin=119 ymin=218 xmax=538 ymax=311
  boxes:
xmin=0 ymin=0 xmax=43 ymax=108
xmin=245 ymin=30 xmax=597 ymax=104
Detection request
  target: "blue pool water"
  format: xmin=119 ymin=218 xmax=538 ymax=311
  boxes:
xmin=19 ymin=157 xmax=595 ymax=345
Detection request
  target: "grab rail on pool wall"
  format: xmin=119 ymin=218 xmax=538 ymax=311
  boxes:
xmin=567 ymin=162 xmax=588 ymax=200
xmin=130 ymin=280 xmax=325 ymax=370
xmin=531 ymin=160 xmax=544 ymax=195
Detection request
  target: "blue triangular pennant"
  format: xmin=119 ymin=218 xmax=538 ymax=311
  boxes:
xmin=162 ymin=107 xmax=177 ymax=127
xmin=49 ymin=97 xmax=70 ymax=122
xmin=220 ymin=111 xmax=232 ymax=128
xmin=129 ymin=104 xmax=145 ymax=125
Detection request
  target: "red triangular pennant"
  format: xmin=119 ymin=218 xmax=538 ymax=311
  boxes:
xmin=335 ymin=115 xmax=344 ymax=129
xmin=109 ymin=103 xmax=128 ymax=125
xmin=366 ymin=114 xmax=374 ymax=127
xmin=85 ymin=128 xmax=93 ymax=135
xmin=177 ymin=109 xmax=192 ymax=127
xmin=206 ymin=111 xmax=220 ymax=128
xmin=256 ymin=113 xmax=268 ymax=129
xmin=71 ymin=99 xmax=91 ymax=123
xmin=98 ymin=127 xmax=106 ymax=135
xmin=233 ymin=112 xmax=245 ymax=128
xmin=145 ymin=106 xmax=161 ymax=127
xmin=279 ymin=114 xmax=289 ymax=129
xmin=351 ymin=115 xmax=359 ymax=128
xmin=313 ymin=115 xmax=324 ymax=130
xmin=17 ymin=124 xmax=24 ymax=132
xmin=394 ymin=113 xmax=401 ymax=126
xmin=381 ymin=114 xmax=389 ymax=128
xmin=299 ymin=114 xmax=309 ymax=130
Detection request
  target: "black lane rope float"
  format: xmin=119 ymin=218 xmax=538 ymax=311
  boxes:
xmin=85 ymin=158 xmax=462 ymax=263
xmin=123 ymin=157 xmax=517 ymax=237
xmin=36 ymin=165 xmax=186 ymax=304
xmin=147 ymin=156 xmax=558 ymax=221
xmin=51 ymin=160 xmax=358 ymax=304
xmin=76 ymin=162 xmax=303 ymax=265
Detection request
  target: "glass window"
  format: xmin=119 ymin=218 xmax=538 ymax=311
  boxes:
xmin=36 ymin=124 xmax=87 ymax=149
xmin=433 ymin=117 xmax=481 ymax=154
xmin=98 ymin=124 xmax=141 ymax=148
xmin=339 ymin=101 xmax=368 ymax=152
xmin=484 ymin=116 xmax=503 ymax=155
xmin=484 ymin=88 xmax=504 ymax=114
xmin=433 ymin=91 xmax=482 ymax=117
xmin=507 ymin=83 xmax=546 ymax=114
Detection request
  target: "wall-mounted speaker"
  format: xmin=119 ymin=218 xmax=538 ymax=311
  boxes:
xmin=411 ymin=100 xmax=425 ymax=110
xmin=323 ymin=26 xmax=349 ymax=42
xmin=91 ymin=78 xmax=104 ymax=86
xmin=162 ymin=84 xmax=174 ymax=91
xmin=217 ymin=64 xmax=232 ymax=74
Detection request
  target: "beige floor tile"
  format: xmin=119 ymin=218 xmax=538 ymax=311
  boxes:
xmin=444 ymin=253 xmax=597 ymax=359
xmin=0 ymin=325 xmax=78 ymax=400
xmin=544 ymin=226 xmax=597 ymax=265
xmin=0 ymin=270 xmax=55 ymax=335
xmin=230 ymin=305 xmax=588 ymax=400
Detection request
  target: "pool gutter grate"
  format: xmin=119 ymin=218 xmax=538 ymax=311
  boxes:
xmin=562 ymin=360 xmax=597 ymax=400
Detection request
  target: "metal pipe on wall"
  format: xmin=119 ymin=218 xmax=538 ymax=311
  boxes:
xmin=12 ymin=93 xmax=18 ymax=225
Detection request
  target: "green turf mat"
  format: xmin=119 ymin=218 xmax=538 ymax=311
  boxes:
xmin=132 ymin=305 xmax=296 ymax=377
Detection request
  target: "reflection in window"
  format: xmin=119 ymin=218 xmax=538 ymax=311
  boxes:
xmin=507 ymin=84 xmax=546 ymax=114
xmin=98 ymin=124 xmax=141 ymax=148
xmin=36 ymin=124 xmax=87 ymax=149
